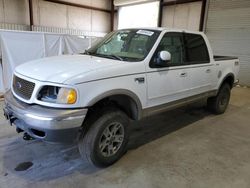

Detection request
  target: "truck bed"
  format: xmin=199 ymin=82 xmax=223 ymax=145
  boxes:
xmin=214 ymin=55 xmax=238 ymax=61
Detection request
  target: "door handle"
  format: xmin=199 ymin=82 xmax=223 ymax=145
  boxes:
xmin=180 ymin=72 xmax=187 ymax=77
xmin=206 ymin=69 xmax=211 ymax=73
xmin=135 ymin=77 xmax=145 ymax=83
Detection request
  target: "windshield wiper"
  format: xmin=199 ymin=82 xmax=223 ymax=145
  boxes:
xmin=81 ymin=51 xmax=124 ymax=61
xmin=108 ymin=54 xmax=124 ymax=61
xmin=90 ymin=53 xmax=124 ymax=61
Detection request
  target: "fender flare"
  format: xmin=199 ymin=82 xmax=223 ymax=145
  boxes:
xmin=217 ymin=73 xmax=235 ymax=94
xmin=86 ymin=89 xmax=143 ymax=120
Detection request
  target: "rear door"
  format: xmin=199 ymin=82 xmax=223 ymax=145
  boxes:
xmin=182 ymin=33 xmax=213 ymax=96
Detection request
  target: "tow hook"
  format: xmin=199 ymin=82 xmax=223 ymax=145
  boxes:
xmin=23 ymin=133 xmax=35 ymax=141
xmin=16 ymin=128 xmax=23 ymax=133
xmin=10 ymin=117 xmax=17 ymax=125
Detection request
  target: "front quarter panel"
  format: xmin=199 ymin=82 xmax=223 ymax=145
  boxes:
xmin=76 ymin=73 xmax=147 ymax=111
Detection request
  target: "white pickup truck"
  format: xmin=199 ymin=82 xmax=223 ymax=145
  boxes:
xmin=3 ymin=28 xmax=239 ymax=167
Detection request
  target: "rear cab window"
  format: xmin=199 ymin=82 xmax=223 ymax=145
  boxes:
xmin=183 ymin=33 xmax=210 ymax=64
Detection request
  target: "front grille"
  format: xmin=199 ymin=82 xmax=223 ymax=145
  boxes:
xmin=13 ymin=75 xmax=35 ymax=100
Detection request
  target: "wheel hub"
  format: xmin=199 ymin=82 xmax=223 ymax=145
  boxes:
xmin=99 ymin=122 xmax=124 ymax=157
xmin=220 ymin=90 xmax=229 ymax=106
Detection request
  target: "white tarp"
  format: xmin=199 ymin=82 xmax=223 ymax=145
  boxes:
xmin=0 ymin=30 xmax=98 ymax=92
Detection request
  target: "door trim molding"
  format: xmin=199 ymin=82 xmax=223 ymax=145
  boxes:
xmin=142 ymin=90 xmax=217 ymax=118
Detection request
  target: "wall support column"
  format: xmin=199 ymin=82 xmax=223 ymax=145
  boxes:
xmin=110 ymin=0 xmax=114 ymax=31
xmin=199 ymin=0 xmax=207 ymax=31
xmin=158 ymin=0 xmax=163 ymax=27
xmin=28 ymin=0 xmax=34 ymax=31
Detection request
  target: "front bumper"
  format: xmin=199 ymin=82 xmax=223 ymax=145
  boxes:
xmin=3 ymin=90 xmax=88 ymax=143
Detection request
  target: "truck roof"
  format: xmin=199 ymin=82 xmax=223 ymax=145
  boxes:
xmin=120 ymin=27 xmax=204 ymax=35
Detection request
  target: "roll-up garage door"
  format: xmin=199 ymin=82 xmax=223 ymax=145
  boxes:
xmin=161 ymin=1 xmax=202 ymax=31
xmin=118 ymin=1 xmax=159 ymax=29
xmin=205 ymin=0 xmax=250 ymax=86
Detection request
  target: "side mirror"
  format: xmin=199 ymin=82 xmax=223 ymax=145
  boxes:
xmin=154 ymin=51 xmax=171 ymax=67
xmin=159 ymin=51 xmax=171 ymax=62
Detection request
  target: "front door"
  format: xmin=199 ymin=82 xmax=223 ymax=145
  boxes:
xmin=146 ymin=32 xmax=191 ymax=108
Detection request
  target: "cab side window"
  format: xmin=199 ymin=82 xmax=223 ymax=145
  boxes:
xmin=151 ymin=32 xmax=185 ymax=67
xmin=183 ymin=33 xmax=210 ymax=64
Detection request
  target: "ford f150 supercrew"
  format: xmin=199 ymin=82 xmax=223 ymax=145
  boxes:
xmin=3 ymin=28 xmax=239 ymax=167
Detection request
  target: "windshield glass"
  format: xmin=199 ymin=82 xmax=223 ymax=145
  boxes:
xmin=86 ymin=29 xmax=161 ymax=62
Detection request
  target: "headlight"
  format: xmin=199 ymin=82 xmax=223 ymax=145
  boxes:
xmin=57 ymin=88 xmax=77 ymax=104
xmin=38 ymin=86 xmax=77 ymax=104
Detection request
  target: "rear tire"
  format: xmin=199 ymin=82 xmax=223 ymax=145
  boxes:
xmin=207 ymin=83 xmax=231 ymax=114
xmin=78 ymin=107 xmax=129 ymax=167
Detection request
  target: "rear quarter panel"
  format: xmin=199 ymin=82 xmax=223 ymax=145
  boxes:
xmin=202 ymin=34 xmax=240 ymax=90
xmin=213 ymin=58 xmax=240 ymax=90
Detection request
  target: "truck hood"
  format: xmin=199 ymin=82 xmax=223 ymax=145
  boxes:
xmin=15 ymin=55 xmax=129 ymax=84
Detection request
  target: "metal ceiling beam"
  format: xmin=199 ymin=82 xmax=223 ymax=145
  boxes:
xmin=162 ymin=0 xmax=201 ymax=6
xmin=44 ymin=0 xmax=112 ymax=13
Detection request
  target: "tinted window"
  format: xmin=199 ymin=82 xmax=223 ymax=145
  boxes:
xmin=151 ymin=32 xmax=186 ymax=67
xmin=183 ymin=33 xmax=210 ymax=64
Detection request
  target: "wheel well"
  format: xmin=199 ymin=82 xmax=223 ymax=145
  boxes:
xmin=88 ymin=94 xmax=140 ymax=121
xmin=222 ymin=74 xmax=234 ymax=89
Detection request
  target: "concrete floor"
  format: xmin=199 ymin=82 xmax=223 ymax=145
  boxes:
xmin=0 ymin=87 xmax=250 ymax=188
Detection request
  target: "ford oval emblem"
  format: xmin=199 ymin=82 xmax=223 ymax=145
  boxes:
xmin=16 ymin=82 xmax=22 ymax=89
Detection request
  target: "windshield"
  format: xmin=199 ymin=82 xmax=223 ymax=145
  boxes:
xmin=85 ymin=29 xmax=161 ymax=62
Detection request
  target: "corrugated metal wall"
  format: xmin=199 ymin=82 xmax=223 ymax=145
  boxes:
xmin=0 ymin=23 xmax=30 ymax=31
xmin=0 ymin=23 xmax=106 ymax=37
xmin=0 ymin=0 xmax=111 ymax=34
xmin=205 ymin=0 xmax=250 ymax=86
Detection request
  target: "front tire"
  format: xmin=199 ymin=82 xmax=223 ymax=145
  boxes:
xmin=207 ymin=83 xmax=231 ymax=114
xmin=78 ymin=107 xmax=129 ymax=167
